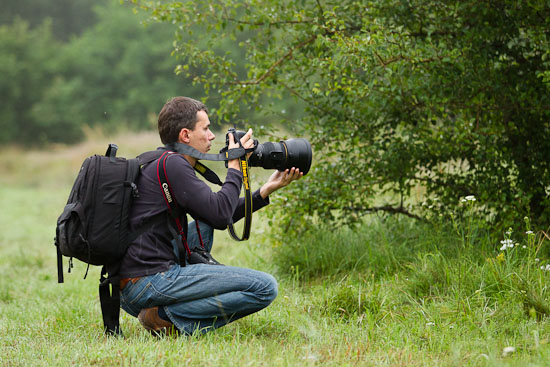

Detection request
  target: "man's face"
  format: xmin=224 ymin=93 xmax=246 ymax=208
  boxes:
xmin=187 ymin=110 xmax=216 ymax=153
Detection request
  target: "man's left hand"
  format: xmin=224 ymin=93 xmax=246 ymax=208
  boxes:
xmin=260 ymin=167 xmax=303 ymax=199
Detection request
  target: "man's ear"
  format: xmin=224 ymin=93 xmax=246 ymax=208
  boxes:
xmin=178 ymin=128 xmax=191 ymax=144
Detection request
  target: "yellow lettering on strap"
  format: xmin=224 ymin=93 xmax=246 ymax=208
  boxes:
xmin=241 ymin=159 xmax=249 ymax=190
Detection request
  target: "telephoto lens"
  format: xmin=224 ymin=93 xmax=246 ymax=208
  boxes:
xmin=226 ymin=129 xmax=312 ymax=175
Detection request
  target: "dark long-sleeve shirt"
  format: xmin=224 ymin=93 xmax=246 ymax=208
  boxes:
xmin=120 ymin=152 xmax=269 ymax=278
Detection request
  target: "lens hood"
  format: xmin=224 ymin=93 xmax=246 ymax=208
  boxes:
xmin=281 ymin=138 xmax=312 ymax=175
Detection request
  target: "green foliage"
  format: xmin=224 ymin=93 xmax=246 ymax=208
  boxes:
xmin=0 ymin=1 xmax=206 ymax=145
xmin=275 ymin=201 xmax=550 ymax=323
xmin=0 ymin=0 xmax=107 ymax=41
xmin=31 ymin=1 xmax=193 ymax=143
xmin=0 ymin=19 xmax=63 ymax=144
xmin=272 ymin=216 xmax=445 ymax=280
xmin=135 ymin=0 xmax=550 ymax=230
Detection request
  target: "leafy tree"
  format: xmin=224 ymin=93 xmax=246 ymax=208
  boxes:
xmin=1 ymin=1 xmax=215 ymax=144
xmin=0 ymin=19 xmax=64 ymax=144
xmin=0 ymin=0 xmax=107 ymax=41
xmin=132 ymin=0 xmax=550 ymax=230
xmin=30 ymin=1 xmax=200 ymax=143
xmin=1 ymin=0 xmax=302 ymax=145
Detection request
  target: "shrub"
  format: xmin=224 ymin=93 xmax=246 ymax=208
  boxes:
xmin=137 ymin=0 xmax=550 ymax=230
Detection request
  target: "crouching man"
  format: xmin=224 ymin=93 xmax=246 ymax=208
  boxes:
xmin=119 ymin=96 xmax=302 ymax=335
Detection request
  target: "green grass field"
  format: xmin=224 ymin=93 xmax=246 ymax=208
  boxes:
xmin=1 ymin=132 xmax=550 ymax=366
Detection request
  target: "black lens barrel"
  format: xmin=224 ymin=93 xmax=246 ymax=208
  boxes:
xmin=249 ymin=142 xmax=283 ymax=170
xmin=226 ymin=129 xmax=312 ymax=175
xmin=249 ymin=139 xmax=311 ymax=175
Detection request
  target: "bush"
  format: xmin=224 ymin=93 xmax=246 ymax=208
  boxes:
xmin=138 ymin=0 xmax=550 ymax=229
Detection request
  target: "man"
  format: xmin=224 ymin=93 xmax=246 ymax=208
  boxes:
xmin=119 ymin=96 xmax=302 ymax=335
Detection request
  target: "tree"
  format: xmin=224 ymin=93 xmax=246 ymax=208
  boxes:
xmin=0 ymin=0 xmax=107 ymax=41
xmin=0 ymin=19 xmax=65 ymax=144
xmin=133 ymin=0 xmax=550 ymax=229
xmin=1 ymin=2 xmax=212 ymax=144
xmin=30 ymin=1 xmax=200 ymax=143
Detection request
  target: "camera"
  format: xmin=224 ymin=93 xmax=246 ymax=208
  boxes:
xmin=225 ymin=128 xmax=312 ymax=175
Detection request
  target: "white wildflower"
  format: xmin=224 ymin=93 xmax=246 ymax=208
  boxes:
xmin=426 ymin=322 xmax=435 ymax=326
xmin=499 ymin=239 xmax=515 ymax=249
xmin=522 ymin=245 xmax=527 ymax=249
xmin=465 ymin=195 xmax=476 ymax=201
xmin=535 ymin=258 xmax=540 ymax=263
xmin=502 ymin=346 xmax=516 ymax=357
xmin=461 ymin=199 xmax=467 ymax=202
xmin=526 ymin=230 xmax=534 ymax=235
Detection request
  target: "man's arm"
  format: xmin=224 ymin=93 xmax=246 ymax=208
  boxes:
xmin=166 ymin=155 xmax=243 ymax=229
xmin=231 ymin=167 xmax=304 ymax=223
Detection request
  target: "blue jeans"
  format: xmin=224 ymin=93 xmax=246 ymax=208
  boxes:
xmin=120 ymin=221 xmax=278 ymax=335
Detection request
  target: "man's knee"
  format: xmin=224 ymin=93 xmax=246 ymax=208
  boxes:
xmin=259 ymin=273 xmax=278 ymax=305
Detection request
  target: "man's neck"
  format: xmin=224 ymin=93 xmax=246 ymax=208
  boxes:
xmin=183 ymin=154 xmax=196 ymax=167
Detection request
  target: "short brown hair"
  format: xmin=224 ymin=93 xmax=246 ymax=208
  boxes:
xmin=157 ymin=97 xmax=209 ymax=144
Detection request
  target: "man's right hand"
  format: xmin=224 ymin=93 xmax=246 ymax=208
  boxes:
xmin=227 ymin=128 xmax=254 ymax=171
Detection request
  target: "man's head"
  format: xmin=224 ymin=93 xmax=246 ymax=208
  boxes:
xmin=158 ymin=97 xmax=210 ymax=145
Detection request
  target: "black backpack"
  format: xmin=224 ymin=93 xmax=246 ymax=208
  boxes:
xmin=55 ymin=144 xmax=163 ymax=335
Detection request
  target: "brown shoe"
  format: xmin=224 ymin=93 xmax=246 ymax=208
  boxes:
xmin=138 ymin=307 xmax=177 ymax=336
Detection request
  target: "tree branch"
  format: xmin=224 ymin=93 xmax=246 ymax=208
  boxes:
xmin=223 ymin=18 xmax=312 ymax=26
xmin=230 ymin=35 xmax=317 ymax=86
xmin=316 ymin=0 xmax=326 ymax=21
xmin=343 ymin=205 xmax=426 ymax=221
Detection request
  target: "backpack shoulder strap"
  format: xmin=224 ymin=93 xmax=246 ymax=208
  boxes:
xmin=137 ymin=149 xmax=165 ymax=168
xmin=99 ymin=265 xmax=123 ymax=336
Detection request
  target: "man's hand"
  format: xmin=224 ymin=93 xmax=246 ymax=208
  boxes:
xmin=260 ymin=167 xmax=303 ymax=199
xmin=227 ymin=128 xmax=254 ymax=171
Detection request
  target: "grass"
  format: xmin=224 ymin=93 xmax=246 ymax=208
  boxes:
xmin=1 ymin=131 xmax=550 ymax=366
